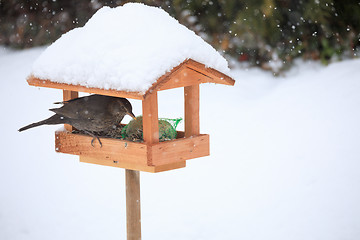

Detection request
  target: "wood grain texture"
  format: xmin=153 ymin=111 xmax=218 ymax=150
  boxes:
xmin=56 ymin=130 xmax=189 ymax=172
xmin=62 ymin=90 xmax=78 ymax=131
xmin=152 ymin=161 xmax=186 ymax=172
xmin=185 ymin=59 xmax=235 ymax=86
xmin=143 ymin=61 xmax=185 ymax=98
xmin=142 ymin=92 xmax=159 ymax=166
xmin=158 ymin=67 xmax=211 ymax=91
xmin=146 ymin=59 xmax=235 ymax=94
xmin=63 ymin=89 xmax=78 ymax=101
xmin=151 ymin=134 xmax=209 ymax=166
xmin=80 ymin=156 xmax=186 ymax=173
xmin=80 ymin=156 xmax=153 ymax=172
xmin=126 ymin=169 xmax=141 ymax=240
xmin=184 ymin=84 xmax=200 ymax=138
xmin=55 ymin=131 xmax=148 ymax=165
xmin=27 ymin=76 xmax=144 ymax=100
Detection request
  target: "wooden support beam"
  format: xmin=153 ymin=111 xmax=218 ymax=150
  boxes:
xmin=184 ymin=84 xmax=200 ymax=138
xmin=142 ymin=92 xmax=159 ymax=166
xmin=126 ymin=169 xmax=141 ymax=240
xmin=63 ymin=89 xmax=78 ymax=102
xmin=62 ymin=90 xmax=78 ymax=131
xmin=27 ymin=76 xmax=144 ymax=100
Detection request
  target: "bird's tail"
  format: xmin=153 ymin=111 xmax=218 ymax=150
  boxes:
xmin=18 ymin=115 xmax=65 ymax=132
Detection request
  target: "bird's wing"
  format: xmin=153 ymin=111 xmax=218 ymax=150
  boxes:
xmin=50 ymin=95 xmax=109 ymax=120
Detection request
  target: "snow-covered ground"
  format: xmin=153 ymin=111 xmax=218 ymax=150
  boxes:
xmin=1 ymin=47 xmax=360 ymax=240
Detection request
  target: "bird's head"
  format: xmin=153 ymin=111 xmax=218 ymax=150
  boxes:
xmin=114 ymin=98 xmax=136 ymax=120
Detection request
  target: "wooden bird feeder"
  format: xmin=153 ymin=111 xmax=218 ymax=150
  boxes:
xmin=27 ymin=59 xmax=235 ymax=173
xmin=24 ymin=4 xmax=236 ymax=240
xmin=27 ymin=58 xmax=234 ymax=240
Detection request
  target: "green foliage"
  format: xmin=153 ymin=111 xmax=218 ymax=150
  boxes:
xmin=1 ymin=0 xmax=359 ymax=71
xmin=0 ymin=0 xmax=120 ymax=48
xmin=222 ymin=0 xmax=359 ymax=69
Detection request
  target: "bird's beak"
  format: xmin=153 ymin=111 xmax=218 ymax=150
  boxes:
xmin=128 ymin=111 xmax=137 ymax=120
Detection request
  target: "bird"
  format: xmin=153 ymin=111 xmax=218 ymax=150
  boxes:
xmin=18 ymin=94 xmax=136 ymax=146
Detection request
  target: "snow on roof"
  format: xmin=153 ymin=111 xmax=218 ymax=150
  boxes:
xmin=31 ymin=3 xmax=231 ymax=93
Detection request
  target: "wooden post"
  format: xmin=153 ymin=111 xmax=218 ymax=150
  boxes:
xmin=126 ymin=169 xmax=141 ymax=240
xmin=62 ymin=90 xmax=78 ymax=131
xmin=142 ymin=91 xmax=159 ymax=165
xmin=184 ymin=84 xmax=200 ymax=137
xmin=124 ymin=91 xmax=159 ymax=240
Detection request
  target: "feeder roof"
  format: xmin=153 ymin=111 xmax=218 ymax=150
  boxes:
xmin=28 ymin=3 xmax=235 ymax=99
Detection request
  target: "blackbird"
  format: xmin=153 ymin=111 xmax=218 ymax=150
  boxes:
xmin=18 ymin=94 xmax=136 ymax=146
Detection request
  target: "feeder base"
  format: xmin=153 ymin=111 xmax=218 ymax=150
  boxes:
xmin=55 ymin=130 xmax=209 ymax=173
xmin=80 ymin=156 xmax=186 ymax=173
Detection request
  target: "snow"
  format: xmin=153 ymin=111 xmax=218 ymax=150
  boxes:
xmin=2 ymin=47 xmax=360 ymax=240
xmin=31 ymin=3 xmax=230 ymax=93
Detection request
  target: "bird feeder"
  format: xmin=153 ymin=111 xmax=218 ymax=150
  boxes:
xmin=27 ymin=59 xmax=234 ymax=240
xmin=27 ymin=59 xmax=235 ymax=172
xmin=25 ymin=4 xmax=235 ymax=239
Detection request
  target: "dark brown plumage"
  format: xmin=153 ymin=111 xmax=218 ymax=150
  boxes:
xmin=18 ymin=94 xmax=136 ymax=146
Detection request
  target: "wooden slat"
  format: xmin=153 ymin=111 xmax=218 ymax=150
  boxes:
xmin=144 ymin=61 xmax=185 ymax=98
xmin=80 ymin=156 xmax=155 ymax=172
xmin=62 ymin=90 xmax=78 ymax=131
xmin=153 ymin=161 xmax=186 ymax=172
xmin=27 ymin=76 xmax=144 ymax=100
xmin=142 ymin=92 xmax=159 ymax=166
xmin=158 ymin=67 xmax=212 ymax=91
xmin=186 ymin=59 xmax=235 ymax=86
xmin=63 ymin=89 xmax=79 ymax=101
xmin=144 ymin=59 xmax=235 ymax=96
xmin=151 ymin=134 xmax=210 ymax=166
xmin=55 ymin=131 xmax=148 ymax=165
xmin=80 ymin=156 xmax=186 ymax=173
xmin=184 ymin=84 xmax=200 ymax=137
xmin=55 ymin=130 xmax=200 ymax=172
